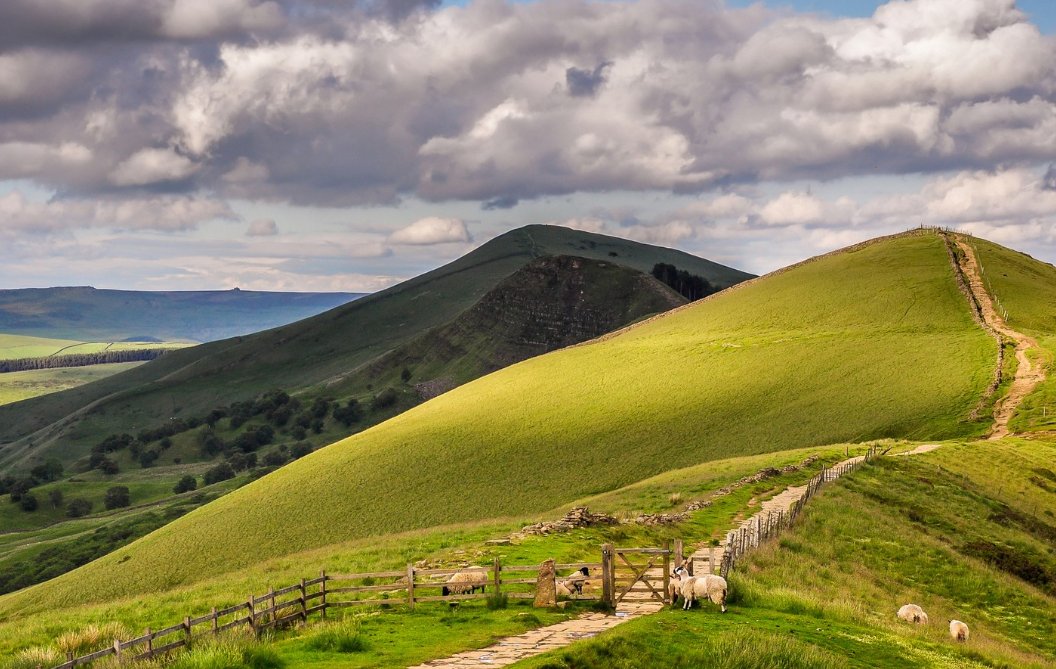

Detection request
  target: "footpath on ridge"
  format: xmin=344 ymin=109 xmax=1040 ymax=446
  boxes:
xmin=952 ymin=238 xmax=1046 ymax=439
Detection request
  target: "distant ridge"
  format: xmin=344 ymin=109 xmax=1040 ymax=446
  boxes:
xmin=0 ymin=287 xmax=363 ymax=343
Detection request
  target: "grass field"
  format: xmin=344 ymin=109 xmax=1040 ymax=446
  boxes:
xmin=516 ymin=439 xmax=1056 ymax=669
xmin=0 ymin=334 xmax=186 ymax=360
xmin=0 ymin=443 xmax=853 ymax=659
xmin=0 ymin=362 xmax=147 ymax=406
xmin=0 ymin=232 xmax=998 ymax=612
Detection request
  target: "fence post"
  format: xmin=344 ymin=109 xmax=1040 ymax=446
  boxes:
xmin=145 ymin=628 xmax=153 ymax=659
xmin=493 ymin=556 xmax=502 ymax=597
xmin=300 ymin=578 xmax=308 ymax=621
xmin=320 ymin=570 xmax=328 ymax=619
xmin=113 ymin=639 xmax=121 ymax=662
xmin=406 ymin=564 xmax=415 ymax=610
xmin=601 ymin=544 xmax=614 ymax=608
xmin=662 ymin=540 xmax=671 ymax=604
xmin=248 ymin=597 xmax=257 ymax=637
xmin=211 ymin=607 xmax=218 ymax=635
xmin=183 ymin=616 xmax=191 ymax=646
xmin=708 ymin=546 xmax=715 ymax=574
xmin=673 ymin=538 xmax=684 ymax=569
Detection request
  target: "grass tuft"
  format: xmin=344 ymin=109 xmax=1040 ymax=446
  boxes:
xmin=304 ymin=618 xmax=367 ymax=653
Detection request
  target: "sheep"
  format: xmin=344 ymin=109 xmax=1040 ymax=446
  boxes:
xmin=441 ymin=566 xmax=488 ymax=597
xmin=562 ymin=567 xmax=590 ymax=596
xmin=669 ymin=565 xmax=689 ymax=605
xmin=897 ymin=604 xmax=929 ymax=625
xmin=949 ymin=620 xmax=969 ymax=642
xmin=674 ymin=570 xmax=727 ymax=613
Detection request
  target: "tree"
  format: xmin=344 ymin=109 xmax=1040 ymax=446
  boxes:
xmin=104 ymin=486 xmax=131 ymax=510
xmin=19 ymin=493 xmax=38 ymax=512
xmin=99 ymin=458 xmax=120 ymax=475
xmin=400 ymin=368 xmax=412 ymax=383
xmin=262 ymin=450 xmax=288 ymax=467
xmin=30 ymin=459 xmax=63 ymax=482
xmin=203 ymin=463 xmax=235 ymax=485
xmin=173 ymin=475 xmax=197 ymax=494
xmin=311 ymin=398 xmax=331 ymax=419
xmin=48 ymin=489 xmax=64 ymax=509
xmin=371 ymin=388 xmax=398 ymax=411
xmin=290 ymin=442 xmax=313 ymax=459
xmin=333 ymin=399 xmax=362 ymax=426
xmin=7 ymin=478 xmax=35 ymax=502
xmin=139 ymin=450 xmax=159 ymax=468
xmin=66 ymin=498 xmax=92 ymax=518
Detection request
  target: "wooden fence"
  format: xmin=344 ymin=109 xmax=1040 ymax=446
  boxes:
xmin=54 ymin=449 xmax=880 ymax=668
xmin=53 ymin=559 xmax=605 ymax=668
xmin=719 ymin=446 xmax=879 ymax=578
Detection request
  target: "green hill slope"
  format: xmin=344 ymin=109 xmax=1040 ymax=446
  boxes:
xmin=0 ymin=231 xmax=999 ymax=611
xmin=517 ymin=439 xmax=1056 ymax=669
xmin=0 ymin=225 xmax=748 ymax=472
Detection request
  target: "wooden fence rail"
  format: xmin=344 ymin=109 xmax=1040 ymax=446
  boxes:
xmin=53 ymin=449 xmax=877 ymax=668
xmin=53 ymin=558 xmax=609 ymax=668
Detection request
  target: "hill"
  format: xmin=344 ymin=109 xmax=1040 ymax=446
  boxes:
xmin=0 ymin=230 xmax=1000 ymax=610
xmin=0 ymin=225 xmax=749 ymax=473
xmin=518 ymin=439 xmax=1056 ymax=668
xmin=0 ymin=287 xmax=362 ymax=343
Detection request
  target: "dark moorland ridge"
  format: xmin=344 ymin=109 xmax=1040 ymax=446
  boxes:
xmin=0 ymin=287 xmax=363 ymax=343
xmin=0 ymin=225 xmax=753 ymax=472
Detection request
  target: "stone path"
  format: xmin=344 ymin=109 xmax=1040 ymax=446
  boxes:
xmin=410 ymin=446 xmax=945 ymax=668
xmin=953 ymin=239 xmax=1046 ymax=439
xmin=408 ymin=602 xmax=661 ymax=668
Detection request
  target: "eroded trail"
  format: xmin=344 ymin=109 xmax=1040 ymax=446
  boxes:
xmin=953 ymin=238 xmax=1045 ymax=439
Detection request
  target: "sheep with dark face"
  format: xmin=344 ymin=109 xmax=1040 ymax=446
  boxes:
xmin=441 ymin=566 xmax=487 ymax=596
xmin=562 ymin=567 xmax=590 ymax=596
xmin=897 ymin=604 xmax=929 ymax=625
xmin=949 ymin=620 xmax=970 ymax=642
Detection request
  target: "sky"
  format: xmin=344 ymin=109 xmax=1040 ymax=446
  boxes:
xmin=1 ymin=0 xmax=1055 ymax=292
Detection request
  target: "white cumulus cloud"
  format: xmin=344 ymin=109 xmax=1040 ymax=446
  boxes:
xmin=388 ymin=217 xmax=471 ymax=245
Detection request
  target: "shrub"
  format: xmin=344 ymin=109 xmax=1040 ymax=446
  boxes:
xmin=290 ymin=442 xmax=313 ymax=459
xmin=333 ymin=399 xmax=362 ymax=426
xmin=7 ymin=646 xmax=62 ymax=669
xmin=104 ymin=486 xmax=131 ymax=510
xmin=19 ymin=493 xmax=38 ymax=512
xmin=401 ymin=367 xmax=412 ymax=382
xmin=98 ymin=458 xmax=120 ymax=475
xmin=66 ymin=498 xmax=92 ymax=517
xmin=203 ymin=463 xmax=236 ymax=485
xmin=371 ymin=388 xmax=398 ymax=411
xmin=30 ymin=459 xmax=63 ymax=482
xmin=174 ymin=475 xmax=198 ymax=494
xmin=139 ymin=449 xmax=159 ymax=468
xmin=48 ymin=489 xmax=64 ymax=508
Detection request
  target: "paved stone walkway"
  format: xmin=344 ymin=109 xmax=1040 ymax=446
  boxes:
xmin=412 ymin=448 xmax=935 ymax=668
xmin=408 ymin=602 xmax=661 ymax=668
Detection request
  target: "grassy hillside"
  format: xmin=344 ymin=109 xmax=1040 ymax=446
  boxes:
xmin=0 ymin=225 xmax=748 ymax=473
xmin=517 ymin=439 xmax=1056 ymax=669
xmin=0 ymin=287 xmax=361 ymax=342
xmin=970 ymin=238 xmax=1056 ymax=433
xmin=0 ymin=231 xmax=998 ymax=610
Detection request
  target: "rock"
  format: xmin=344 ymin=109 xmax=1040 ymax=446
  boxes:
xmin=534 ymin=559 xmax=557 ymax=608
xmin=485 ymin=538 xmax=512 ymax=546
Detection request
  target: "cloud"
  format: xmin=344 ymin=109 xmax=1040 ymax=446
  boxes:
xmin=566 ymin=61 xmax=613 ymax=98
xmin=110 ymin=148 xmax=200 ymax=186
xmin=0 ymin=190 xmax=237 ymax=233
xmin=246 ymin=218 xmax=278 ymax=236
xmin=388 ymin=217 xmax=471 ymax=245
xmin=482 ymin=195 xmax=519 ymax=211
xmin=0 ymin=0 xmax=1048 ymax=208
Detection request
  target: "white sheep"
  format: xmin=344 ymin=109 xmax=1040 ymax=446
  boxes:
xmin=441 ymin=566 xmax=488 ymax=596
xmin=675 ymin=571 xmax=727 ymax=612
xmin=562 ymin=567 xmax=591 ymax=596
xmin=897 ymin=604 xmax=929 ymax=625
xmin=949 ymin=620 xmax=969 ymax=642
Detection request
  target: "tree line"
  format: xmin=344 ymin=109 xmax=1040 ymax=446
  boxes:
xmin=0 ymin=348 xmax=170 ymax=373
xmin=651 ymin=263 xmax=716 ymax=301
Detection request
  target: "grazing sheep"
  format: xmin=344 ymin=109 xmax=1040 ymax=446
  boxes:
xmin=669 ymin=565 xmax=690 ymax=605
xmin=674 ymin=571 xmax=728 ymax=613
xmin=562 ymin=567 xmax=590 ymax=596
xmin=441 ymin=566 xmax=487 ymax=596
xmin=949 ymin=620 xmax=969 ymax=642
xmin=897 ymin=604 xmax=929 ymax=625
xmin=556 ymin=581 xmax=572 ymax=597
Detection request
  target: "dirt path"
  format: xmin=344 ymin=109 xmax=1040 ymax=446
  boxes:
xmin=953 ymin=239 xmax=1046 ymax=439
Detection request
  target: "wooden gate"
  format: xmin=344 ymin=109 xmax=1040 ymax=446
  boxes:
xmin=602 ymin=542 xmax=672 ymax=606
